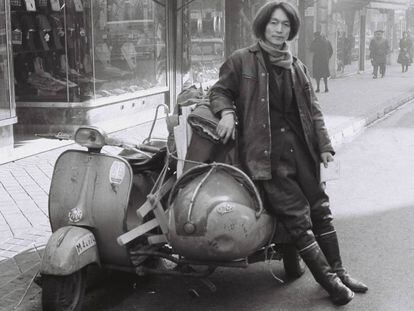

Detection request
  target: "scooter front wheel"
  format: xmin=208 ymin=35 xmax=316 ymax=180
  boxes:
xmin=42 ymin=268 xmax=86 ymax=311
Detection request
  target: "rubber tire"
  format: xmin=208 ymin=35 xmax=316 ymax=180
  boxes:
xmin=282 ymin=244 xmax=306 ymax=279
xmin=42 ymin=269 xmax=86 ymax=311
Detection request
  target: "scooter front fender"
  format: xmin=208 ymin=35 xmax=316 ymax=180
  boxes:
xmin=40 ymin=226 xmax=100 ymax=276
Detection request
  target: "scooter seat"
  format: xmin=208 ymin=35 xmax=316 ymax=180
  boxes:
xmin=119 ymin=147 xmax=167 ymax=173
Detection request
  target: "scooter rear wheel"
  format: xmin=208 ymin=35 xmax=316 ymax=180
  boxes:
xmin=42 ymin=268 xmax=86 ymax=311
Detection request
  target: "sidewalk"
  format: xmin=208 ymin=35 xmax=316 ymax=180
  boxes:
xmin=0 ymin=63 xmax=414 ymax=309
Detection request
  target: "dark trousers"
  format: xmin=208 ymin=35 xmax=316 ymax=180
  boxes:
xmin=258 ymin=130 xmax=334 ymax=249
xmin=373 ymin=63 xmax=386 ymax=77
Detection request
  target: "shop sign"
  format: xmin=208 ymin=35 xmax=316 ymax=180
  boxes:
xmin=369 ymin=0 xmax=410 ymax=10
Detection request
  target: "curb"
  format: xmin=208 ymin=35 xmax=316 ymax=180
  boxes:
xmin=329 ymin=92 xmax=414 ymax=148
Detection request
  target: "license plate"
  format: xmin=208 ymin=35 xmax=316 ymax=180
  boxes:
xmin=75 ymin=233 xmax=96 ymax=255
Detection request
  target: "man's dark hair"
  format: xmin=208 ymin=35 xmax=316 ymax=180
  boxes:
xmin=252 ymin=1 xmax=300 ymax=41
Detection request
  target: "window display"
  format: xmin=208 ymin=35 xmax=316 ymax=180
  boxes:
xmin=92 ymin=0 xmax=167 ymax=99
xmin=180 ymin=0 xmax=225 ymax=87
xmin=11 ymin=0 xmax=168 ymax=103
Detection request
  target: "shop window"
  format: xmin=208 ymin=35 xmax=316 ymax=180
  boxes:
xmin=92 ymin=0 xmax=167 ymax=99
xmin=180 ymin=0 xmax=224 ymax=87
xmin=10 ymin=0 xmax=167 ymax=103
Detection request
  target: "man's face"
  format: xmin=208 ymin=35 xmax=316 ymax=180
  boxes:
xmin=264 ymin=8 xmax=291 ymax=48
xmin=375 ymin=32 xmax=383 ymax=40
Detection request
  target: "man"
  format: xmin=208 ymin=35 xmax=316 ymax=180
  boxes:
xmin=310 ymin=31 xmax=333 ymax=92
xmin=369 ymin=30 xmax=390 ymax=78
xmin=209 ymin=1 xmax=368 ymax=306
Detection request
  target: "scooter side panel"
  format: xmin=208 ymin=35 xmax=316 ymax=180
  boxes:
xmin=40 ymin=226 xmax=99 ymax=275
xmin=49 ymin=150 xmax=133 ymax=266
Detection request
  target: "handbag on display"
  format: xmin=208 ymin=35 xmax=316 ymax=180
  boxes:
xmin=72 ymin=0 xmax=84 ymax=12
xmin=21 ymin=14 xmax=37 ymax=50
xmin=24 ymin=0 xmax=36 ymax=11
xmin=36 ymin=15 xmax=52 ymax=50
xmin=11 ymin=12 xmax=23 ymax=49
xmin=50 ymin=0 xmax=61 ymax=11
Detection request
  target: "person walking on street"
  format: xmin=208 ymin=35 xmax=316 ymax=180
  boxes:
xmin=369 ymin=30 xmax=390 ymax=78
xmin=310 ymin=31 xmax=333 ymax=92
xmin=397 ymin=31 xmax=413 ymax=73
xmin=209 ymin=1 xmax=368 ymax=306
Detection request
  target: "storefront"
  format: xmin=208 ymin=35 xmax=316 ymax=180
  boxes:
xmin=2 ymin=0 xmax=301 ymax=151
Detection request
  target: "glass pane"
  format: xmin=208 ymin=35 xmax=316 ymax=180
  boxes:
xmin=0 ymin=0 xmax=11 ymax=119
xmin=225 ymin=0 xmax=268 ymax=54
xmin=91 ymin=0 xmax=167 ymax=99
xmin=63 ymin=0 xmax=95 ymax=102
xmin=11 ymin=0 xmax=70 ymax=102
xmin=181 ymin=0 xmax=225 ymax=87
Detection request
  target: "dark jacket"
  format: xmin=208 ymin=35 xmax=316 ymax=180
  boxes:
xmin=369 ymin=38 xmax=390 ymax=65
xmin=310 ymin=36 xmax=333 ymax=79
xmin=209 ymin=43 xmax=334 ymax=180
xmin=398 ymin=37 xmax=413 ymax=65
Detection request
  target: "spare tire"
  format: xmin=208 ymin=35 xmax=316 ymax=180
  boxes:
xmin=168 ymin=163 xmax=274 ymax=261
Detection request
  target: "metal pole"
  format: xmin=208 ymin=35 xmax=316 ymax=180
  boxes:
xmin=359 ymin=10 xmax=366 ymax=72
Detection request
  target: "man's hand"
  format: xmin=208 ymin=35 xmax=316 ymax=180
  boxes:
xmin=321 ymin=152 xmax=334 ymax=168
xmin=216 ymin=111 xmax=236 ymax=144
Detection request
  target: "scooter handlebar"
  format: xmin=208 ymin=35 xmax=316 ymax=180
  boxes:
xmin=136 ymin=144 xmax=162 ymax=154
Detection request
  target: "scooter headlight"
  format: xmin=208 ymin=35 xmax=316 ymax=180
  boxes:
xmin=74 ymin=127 xmax=107 ymax=149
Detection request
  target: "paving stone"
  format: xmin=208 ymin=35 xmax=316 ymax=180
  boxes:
xmin=3 ymin=239 xmax=34 ymax=247
xmin=0 ymin=250 xmax=17 ymax=259
xmin=0 ymin=243 xmax=13 ymax=251
xmin=0 ymin=232 xmax=12 ymax=241
xmin=0 ymin=208 xmax=21 ymax=215
xmin=11 ymin=234 xmax=38 ymax=242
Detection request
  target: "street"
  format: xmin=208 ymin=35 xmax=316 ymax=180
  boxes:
xmin=14 ymin=100 xmax=414 ymax=311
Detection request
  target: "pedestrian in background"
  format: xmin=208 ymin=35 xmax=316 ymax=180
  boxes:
xmin=397 ymin=31 xmax=412 ymax=72
xmin=369 ymin=30 xmax=390 ymax=78
xmin=310 ymin=31 xmax=333 ymax=92
xmin=209 ymin=1 xmax=367 ymax=305
xmin=336 ymin=32 xmax=345 ymax=72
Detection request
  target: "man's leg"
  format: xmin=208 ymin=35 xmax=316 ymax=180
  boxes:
xmin=381 ymin=64 xmax=386 ymax=77
xmin=315 ymin=78 xmax=320 ymax=92
xmin=292 ymin=137 xmax=368 ymax=294
xmin=323 ymin=77 xmax=328 ymax=92
xmin=373 ymin=64 xmax=378 ymax=78
xmin=262 ymin=132 xmax=353 ymax=305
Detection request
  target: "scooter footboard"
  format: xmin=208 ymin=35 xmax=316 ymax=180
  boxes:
xmin=40 ymin=226 xmax=100 ymax=276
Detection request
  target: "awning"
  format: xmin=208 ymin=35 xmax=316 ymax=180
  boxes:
xmin=368 ymin=0 xmax=410 ymax=9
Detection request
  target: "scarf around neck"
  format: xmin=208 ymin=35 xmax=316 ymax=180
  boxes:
xmin=258 ymin=39 xmax=293 ymax=70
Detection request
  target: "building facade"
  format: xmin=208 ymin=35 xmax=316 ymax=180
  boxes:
xmin=0 ymin=0 xmax=411 ymax=158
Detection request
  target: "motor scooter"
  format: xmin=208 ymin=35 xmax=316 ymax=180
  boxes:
xmin=38 ymin=104 xmax=304 ymax=311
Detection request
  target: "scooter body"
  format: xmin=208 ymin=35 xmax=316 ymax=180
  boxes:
xmin=42 ymin=150 xmax=136 ymax=273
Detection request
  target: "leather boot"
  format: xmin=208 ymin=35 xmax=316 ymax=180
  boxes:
xmin=299 ymin=242 xmax=354 ymax=305
xmin=316 ymin=231 xmax=368 ymax=293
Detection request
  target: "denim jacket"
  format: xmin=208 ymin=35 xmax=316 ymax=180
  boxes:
xmin=209 ymin=43 xmax=334 ymax=180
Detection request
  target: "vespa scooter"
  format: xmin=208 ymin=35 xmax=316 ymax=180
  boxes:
xmin=38 ymin=104 xmax=304 ymax=311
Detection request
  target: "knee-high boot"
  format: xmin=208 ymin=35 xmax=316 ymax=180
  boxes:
xmin=299 ymin=241 xmax=354 ymax=305
xmin=316 ymin=231 xmax=368 ymax=293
